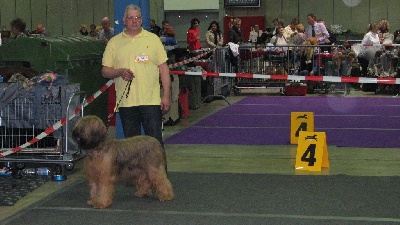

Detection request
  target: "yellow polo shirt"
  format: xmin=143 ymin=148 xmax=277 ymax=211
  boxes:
xmin=102 ymin=28 xmax=168 ymax=107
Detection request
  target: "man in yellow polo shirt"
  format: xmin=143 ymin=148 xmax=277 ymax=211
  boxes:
xmin=101 ymin=4 xmax=171 ymax=161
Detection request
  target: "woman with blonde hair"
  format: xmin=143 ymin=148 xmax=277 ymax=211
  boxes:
xmin=79 ymin=24 xmax=88 ymax=36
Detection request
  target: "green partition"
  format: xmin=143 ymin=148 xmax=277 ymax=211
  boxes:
xmin=0 ymin=35 xmax=108 ymax=122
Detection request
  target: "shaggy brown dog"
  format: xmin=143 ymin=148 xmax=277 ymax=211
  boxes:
xmin=72 ymin=115 xmax=174 ymax=209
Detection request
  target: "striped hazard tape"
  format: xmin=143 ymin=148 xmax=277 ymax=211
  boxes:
xmin=169 ymin=71 xmax=400 ymax=84
xmin=168 ymin=50 xmax=211 ymax=69
xmin=0 ymin=52 xmax=210 ymax=158
xmin=2 ymin=48 xmax=398 ymax=158
xmin=0 ymin=79 xmax=115 ymax=158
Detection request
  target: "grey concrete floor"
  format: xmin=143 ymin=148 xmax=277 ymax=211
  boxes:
xmin=1 ymin=90 xmax=400 ymax=222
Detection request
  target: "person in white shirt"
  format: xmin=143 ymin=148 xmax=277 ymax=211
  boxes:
xmin=270 ymin=26 xmax=287 ymax=51
xmin=358 ymin=22 xmax=381 ymax=76
xmin=283 ymin=18 xmax=299 ymax=45
xmin=249 ymin=24 xmax=264 ymax=44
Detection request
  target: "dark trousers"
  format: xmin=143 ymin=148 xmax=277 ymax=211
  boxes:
xmin=358 ymin=57 xmax=369 ymax=77
xmin=119 ymin=105 xmax=164 ymax=146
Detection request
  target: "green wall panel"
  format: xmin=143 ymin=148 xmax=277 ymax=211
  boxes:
xmin=349 ymin=0 xmax=369 ymax=33
xmin=15 ymin=0 xmax=31 ymax=31
xmin=333 ymin=0 xmax=352 ymax=32
xmin=387 ymin=0 xmax=400 ymax=33
xmin=264 ymin=0 xmax=281 ymax=27
xmin=31 ymin=0 xmax=47 ymax=32
xmin=46 ymin=1 xmax=63 ymax=35
xmin=281 ymin=0 xmax=298 ymax=26
xmin=93 ymin=0 xmax=113 ymax=28
xmin=62 ymin=0 xmax=79 ymax=35
xmin=77 ymin=0 xmax=95 ymax=31
xmin=0 ymin=0 xmax=16 ymax=30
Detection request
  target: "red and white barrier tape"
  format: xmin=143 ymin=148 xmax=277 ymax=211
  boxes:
xmin=2 ymin=48 xmax=397 ymax=158
xmin=168 ymin=50 xmax=211 ymax=69
xmin=0 ymin=79 xmax=115 ymax=158
xmin=169 ymin=71 xmax=400 ymax=85
xmin=0 ymin=52 xmax=210 ymax=158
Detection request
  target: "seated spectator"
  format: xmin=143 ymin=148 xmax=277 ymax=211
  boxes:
xmin=394 ymin=29 xmax=400 ymax=44
xmin=249 ymin=24 xmax=264 ymax=45
xmin=269 ymin=26 xmax=287 ymax=51
xmin=31 ymin=23 xmax=50 ymax=37
xmin=263 ymin=18 xmax=284 ymax=43
xmin=89 ymin=24 xmax=98 ymax=38
xmin=377 ymin=19 xmax=390 ymax=43
xmin=283 ymin=18 xmax=299 ymax=45
xmin=160 ymin=20 xmax=170 ymax=37
xmin=358 ymin=22 xmax=381 ymax=76
xmin=97 ymin=17 xmax=114 ymax=44
xmin=165 ymin=26 xmax=177 ymax=46
xmin=150 ymin=19 xmax=161 ymax=36
xmin=79 ymin=24 xmax=89 ymax=36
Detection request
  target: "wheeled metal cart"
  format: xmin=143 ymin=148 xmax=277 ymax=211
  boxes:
xmin=0 ymin=82 xmax=85 ymax=179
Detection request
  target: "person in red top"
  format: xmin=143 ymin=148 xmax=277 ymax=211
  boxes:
xmin=187 ymin=18 xmax=201 ymax=51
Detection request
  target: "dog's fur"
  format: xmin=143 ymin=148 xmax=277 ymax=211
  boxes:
xmin=72 ymin=115 xmax=174 ymax=209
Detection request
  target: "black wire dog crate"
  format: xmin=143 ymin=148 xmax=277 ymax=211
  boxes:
xmin=0 ymin=82 xmax=83 ymax=174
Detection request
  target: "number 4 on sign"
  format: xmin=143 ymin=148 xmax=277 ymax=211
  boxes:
xmin=295 ymin=131 xmax=329 ymax=171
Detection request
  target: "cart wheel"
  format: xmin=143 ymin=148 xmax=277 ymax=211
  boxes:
xmin=52 ymin=164 xmax=67 ymax=181
xmin=15 ymin=162 xmax=25 ymax=169
xmin=65 ymin=163 xmax=74 ymax=170
xmin=54 ymin=164 xmax=63 ymax=175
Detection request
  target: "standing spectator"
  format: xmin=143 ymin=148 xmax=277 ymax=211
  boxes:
xmin=187 ymin=18 xmax=201 ymax=51
xmin=186 ymin=18 xmax=202 ymax=110
xmin=10 ymin=18 xmax=27 ymax=39
xmin=292 ymin=24 xmax=307 ymax=46
xmin=292 ymin=23 xmax=307 ymax=73
xmin=305 ymin=13 xmax=330 ymax=44
xmin=98 ymin=17 xmax=115 ymax=44
xmin=205 ymin=20 xmax=223 ymax=48
xmin=89 ymin=24 xmax=98 ymax=38
xmin=228 ymin=18 xmax=243 ymax=44
xmin=101 ymin=4 xmax=171 ymax=164
xmin=227 ymin=18 xmax=242 ymax=73
xmin=317 ymin=19 xmax=336 ymax=45
xmin=150 ymin=19 xmax=161 ymax=37
xmin=79 ymin=24 xmax=89 ymax=36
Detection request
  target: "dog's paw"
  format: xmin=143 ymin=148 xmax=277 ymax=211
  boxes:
xmin=93 ymin=204 xmax=108 ymax=209
xmin=158 ymin=193 xmax=174 ymax=201
xmin=87 ymin=200 xmax=95 ymax=206
xmin=134 ymin=191 xmax=153 ymax=198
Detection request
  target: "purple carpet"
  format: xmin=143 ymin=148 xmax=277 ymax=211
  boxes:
xmin=165 ymin=96 xmax=400 ymax=148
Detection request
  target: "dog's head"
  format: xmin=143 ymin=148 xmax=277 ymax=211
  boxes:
xmin=72 ymin=115 xmax=107 ymax=150
xmin=306 ymin=37 xmax=318 ymax=45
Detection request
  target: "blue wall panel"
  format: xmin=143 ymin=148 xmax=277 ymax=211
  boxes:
xmin=114 ymin=0 xmax=149 ymax=35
